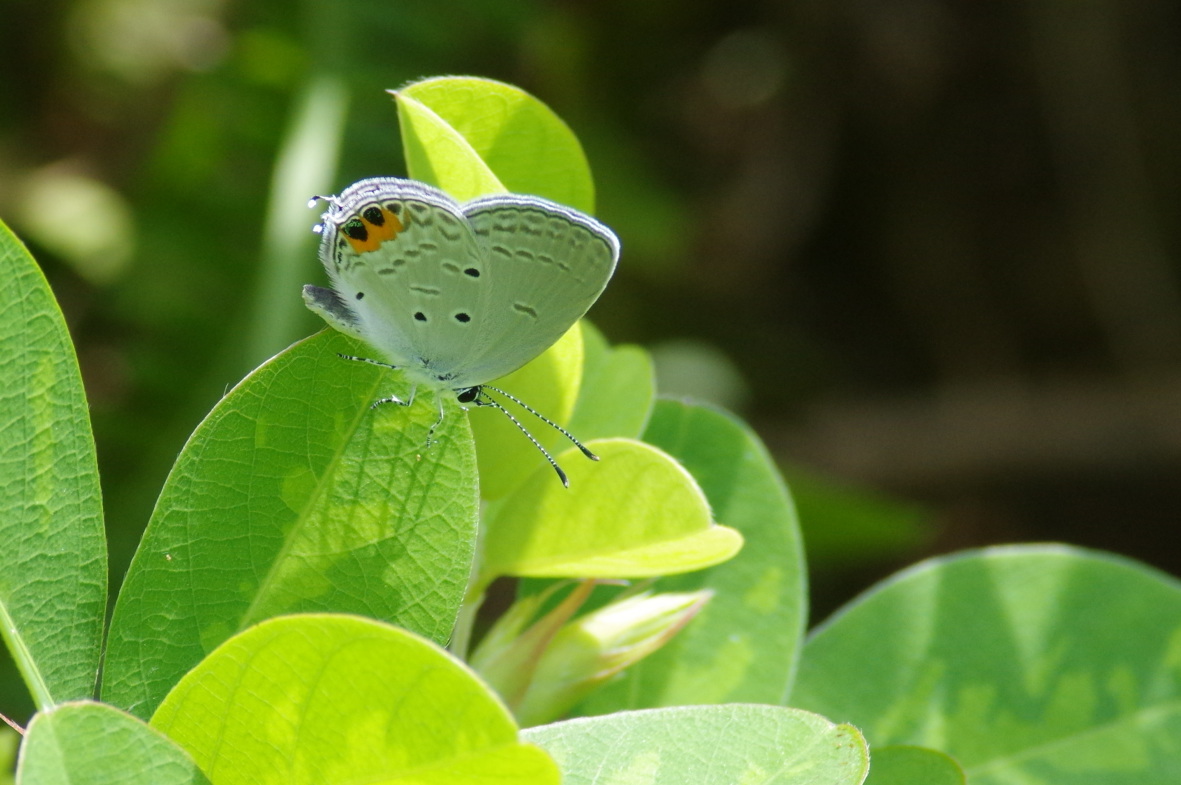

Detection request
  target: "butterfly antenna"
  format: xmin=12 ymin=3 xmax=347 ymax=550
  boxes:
xmin=471 ymin=390 xmax=569 ymax=487
xmin=482 ymin=384 xmax=599 ymax=461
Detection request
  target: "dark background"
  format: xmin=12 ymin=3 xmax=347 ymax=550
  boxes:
xmin=3 ymin=0 xmax=1181 ymax=720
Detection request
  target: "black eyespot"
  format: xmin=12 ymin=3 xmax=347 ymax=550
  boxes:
xmin=355 ymin=292 xmax=364 ymax=300
xmin=464 ymin=268 xmax=480 ymax=278
xmin=386 ymin=202 xmax=402 ymax=215
xmin=362 ymin=206 xmax=384 ymax=225
xmin=454 ymin=312 xmax=471 ymax=323
xmin=414 ymin=312 xmax=427 ymax=322
xmin=343 ymin=219 xmax=368 ymax=241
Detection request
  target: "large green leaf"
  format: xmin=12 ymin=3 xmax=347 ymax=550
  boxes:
xmin=581 ymin=399 xmax=806 ymax=711
xmin=16 ymin=702 xmax=209 ymax=785
xmin=481 ymin=439 xmax=743 ymax=585
xmin=792 ymin=545 xmax=1181 ymax=784
xmin=0 ymin=221 xmax=106 ymax=708
xmin=103 ymin=329 xmax=479 ymax=718
xmin=152 ymin=614 xmax=558 ymax=785
xmin=524 ymin=705 xmax=868 ymax=784
xmin=397 ymin=76 xmax=595 ymax=211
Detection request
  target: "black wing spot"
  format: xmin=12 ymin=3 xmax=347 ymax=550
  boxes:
xmin=513 ymin=303 xmax=539 ymax=319
xmin=363 ymin=206 xmax=384 ymax=225
xmin=355 ymin=291 xmax=364 ymax=300
xmin=343 ymin=219 xmax=368 ymax=241
xmin=414 ymin=312 xmax=427 ymax=322
xmin=454 ymin=312 xmax=471 ymax=323
xmin=464 ymin=267 xmax=481 ymax=278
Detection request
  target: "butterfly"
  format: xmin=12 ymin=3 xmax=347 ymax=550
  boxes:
xmin=303 ymin=177 xmax=620 ymax=485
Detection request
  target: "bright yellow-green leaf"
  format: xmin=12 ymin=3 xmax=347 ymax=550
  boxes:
xmin=469 ymin=323 xmax=584 ymax=500
xmin=151 ymin=614 xmax=558 ymax=785
xmin=481 ymin=439 xmax=743 ymax=582
xmin=565 ymin=321 xmax=654 ymax=442
xmin=395 ymin=89 xmax=505 ymax=200
xmin=396 ymin=77 xmax=595 ymax=211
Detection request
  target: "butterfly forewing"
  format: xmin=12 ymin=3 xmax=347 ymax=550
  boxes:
xmin=456 ymin=194 xmax=620 ymax=386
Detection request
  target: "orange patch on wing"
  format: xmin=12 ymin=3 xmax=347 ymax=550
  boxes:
xmin=344 ymin=206 xmax=405 ymax=254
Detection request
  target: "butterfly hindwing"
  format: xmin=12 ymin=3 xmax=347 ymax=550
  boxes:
xmin=456 ymin=193 xmax=620 ymax=385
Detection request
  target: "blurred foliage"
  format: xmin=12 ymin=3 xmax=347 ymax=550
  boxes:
xmin=4 ymin=0 xmax=1181 ymax=729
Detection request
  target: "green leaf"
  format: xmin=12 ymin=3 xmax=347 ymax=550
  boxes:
xmin=469 ymin=323 xmax=584 ymax=500
xmin=395 ymin=89 xmax=506 ymax=201
xmin=16 ymin=701 xmax=209 ymax=785
xmin=481 ymin=439 xmax=743 ymax=584
xmin=865 ymin=746 xmax=965 ymax=785
xmin=792 ymin=545 xmax=1181 ymax=784
xmin=0 ymin=220 xmax=106 ymax=708
xmin=103 ymin=330 xmax=478 ymax=718
xmin=151 ymin=614 xmax=559 ymax=785
xmin=397 ymin=76 xmax=596 ymax=211
xmin=565 ymin=321 xmax=654 ymax=443
xmin=523 ymin=705 xmax=869 ymax=785
xmin=581 ymin=399 xmax=806 ymax=711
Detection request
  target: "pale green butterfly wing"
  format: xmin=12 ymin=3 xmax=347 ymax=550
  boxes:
xmin=455 ymin=194 xmax=620 ymax=386
xmin=308 ymin=178 xmax=490 ymax=389
xmin=305 ymin=179 xmax=619 ymax=394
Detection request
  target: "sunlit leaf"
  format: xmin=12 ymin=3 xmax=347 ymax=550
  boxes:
xmin=397 ymin=76 xmax=595 ymax=211
xmin=0 ymin=220 xmax=106 ymax=709
xmin=524 ymin=705 xmax=868 ymax=785
xmin=103 ymin=330 xmax=478 ymax=718
xmin=152 ymin=614 xmax=558 ymax=785
xmin=481 ymin=439 xmax=742 ymax=584
xmin=793 ymin=545 xmax=1181 ymax=785
xmin=17 ymin=702 xmax=209 ymax=785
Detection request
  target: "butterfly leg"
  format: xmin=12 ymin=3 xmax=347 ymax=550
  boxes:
xmin=372 ymin=384 xmax=417 ymax=409
xmin=424 ymin=393 xmax=446 ymax=449
xmin=338 ymin=353 xmax=398 ymax=370
xmin=335 ymin=354 xmax=416 ymax=409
